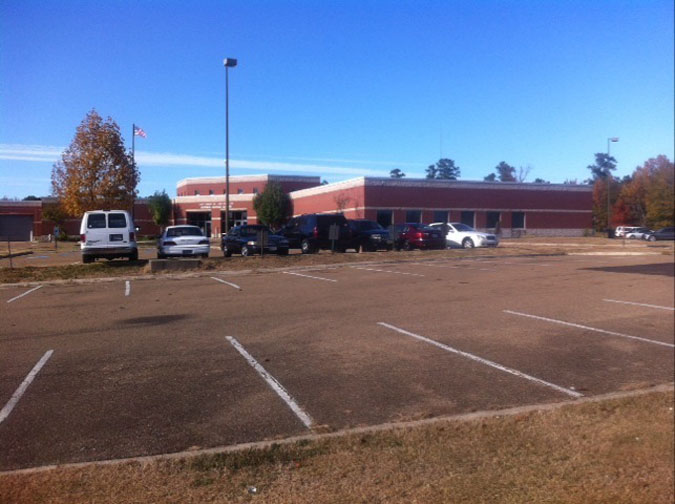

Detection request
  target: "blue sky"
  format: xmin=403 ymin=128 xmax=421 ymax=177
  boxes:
xmin=1 ymin=0 xmax=673 ymax=198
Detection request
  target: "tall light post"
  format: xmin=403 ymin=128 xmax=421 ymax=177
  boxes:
xmin=223 ymin=57 xmax=237 ymax=236
xmin=606 ymin=137 xmax=619 ymax=234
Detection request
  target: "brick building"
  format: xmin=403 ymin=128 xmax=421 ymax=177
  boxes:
xmin=1 ymin=174 xmax=592 ymax=240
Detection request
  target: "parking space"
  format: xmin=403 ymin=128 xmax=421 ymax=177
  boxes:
xmin=0 ymin=253 xmax=673 ymax=471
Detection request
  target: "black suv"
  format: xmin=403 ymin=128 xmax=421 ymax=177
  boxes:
xmin=348 ymin=219 xmax=392 ymax=251
xmin=275 ymin=213 xmax=352 ymax=253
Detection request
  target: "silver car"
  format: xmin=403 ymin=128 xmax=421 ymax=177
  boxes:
xmin=157 ymin=225 xmax=210 ymax=258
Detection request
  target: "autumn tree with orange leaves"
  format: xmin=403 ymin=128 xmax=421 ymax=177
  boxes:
xmin=51 ymin=110 xmax=139 ymax=216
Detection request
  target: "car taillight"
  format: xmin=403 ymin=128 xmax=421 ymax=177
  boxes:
xmin=164 ymin=240 xmax=176 ymax=246
xmin=80 ymin=234 xmax=86 ymax=242
xmin=313 ymin=226 xmax=319 ymax=238
xmin=415 ymin=232 xmax=424 ymax=239
xmin=129 ymin=232 xmax=135 ymax=241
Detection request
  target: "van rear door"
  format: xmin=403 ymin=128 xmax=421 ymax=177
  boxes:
xmin=84 ymin=212 xmax=108 ymax=247
xmin=107 ymin=212 xmax=130 ymax=246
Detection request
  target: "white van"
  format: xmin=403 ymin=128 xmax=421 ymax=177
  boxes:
xmin=80 ymin=210 xmax=138 ymax=263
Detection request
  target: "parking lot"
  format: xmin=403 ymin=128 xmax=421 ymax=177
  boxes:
xmin=1 ymin=253 xmax=673 ymax=472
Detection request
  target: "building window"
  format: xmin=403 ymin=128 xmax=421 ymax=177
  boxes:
xmin=433 ymin=210 xmax=448 ymax=223
xmin=194 ymin=190 xmax=200 ymax=195
xmin=460 ymin=211 xmax=474 ymax=227
xmin=405 ymin=210 xmax=422 ymax=223
xmin=376 ymin=210 xmax=393 ymax=228
xmin=486 ymin=211 xmax=501 ymax=228
xmin=237 ymin=189 xmax=244 ymax=194
xmin=512 ymin=212 xmax=525 ymax=229
xmin=209 ymin=189 xmax=214 ymax=195
xmin=253 ymin=188 xmax=259 ymax=194
xmin=223 ymin=189 xmax=227 ymax=194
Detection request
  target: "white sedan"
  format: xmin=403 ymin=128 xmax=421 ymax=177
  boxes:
xmin=429 ymin=222 xmax=500 ymax=249
xmin=157 ymin=225 xmax=210 ymax=258
xmin=624 ymin=227 xmax=651 ymax=240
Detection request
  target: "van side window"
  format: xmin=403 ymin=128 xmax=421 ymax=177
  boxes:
xmin=108 ymin=213 xmax=127 ymax=228
xmin=87 ymin=213 xmax=106 ymax=229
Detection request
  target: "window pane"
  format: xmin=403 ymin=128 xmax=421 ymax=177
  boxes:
xmin=433 ymin=210 xmax=448 ymax=223
xmin=108 ymin=213 xmax=127 ymax=228
xmin=460 ymin=211 xmax=474 ymax=227
xmin=87 ymin=213 xmax=106 ymax=229
xmin=486 ymin=212 xmax=501 ymax=228
xmin=406 ymin=210 xmax=422 ymax=223
xmin=376 ymin=210 xmax=392 ymax=228
xmin=512 ymin=212 xmax=525 ymax=229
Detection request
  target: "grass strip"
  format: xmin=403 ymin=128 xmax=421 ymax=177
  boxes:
xmin=1 ymin=390 xmax=672 ymax=503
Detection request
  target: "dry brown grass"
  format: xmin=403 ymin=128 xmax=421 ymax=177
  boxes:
xmin=1 ymin=390 xmax=672 ymax=504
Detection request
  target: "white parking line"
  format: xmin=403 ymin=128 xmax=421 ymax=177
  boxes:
xmin=0 ymin=350 xmax=54 ymax=424
xmin=6 ymin=285 xmax=43 ymax=304
xmin=378 ymin=322 xmax=581 ymax=398
xmin=504 ymin=310 xmax=674 ymax=348
xmin=282 ymin=271 xmax=337 ymax=282
xmin=125 ymin=280 xmax=131 ymax=297
xmin=210 ymin=277 xmax=242 ymax=290
xmin=352 ymin=267 xmax=425 ymax=277
xmin=603 ymin=299 xmax=675 ymax=312
xmin=226 ymin=336 xmax=313 ymax=429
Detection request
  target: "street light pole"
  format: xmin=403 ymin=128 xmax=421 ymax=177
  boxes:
xmin=223 ymin=57 xmax=237 ymax=237
xmin=606 ymin=137 xmax=619 ymax=235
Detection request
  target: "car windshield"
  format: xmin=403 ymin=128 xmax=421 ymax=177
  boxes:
xmin=166 ymin=227 xmax=203 ymax=237
xmin=451 ymin=223 xmax=475 ymax=232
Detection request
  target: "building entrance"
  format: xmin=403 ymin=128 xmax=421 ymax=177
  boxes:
xmin=187 ymin=211 xmax=212 ymax=237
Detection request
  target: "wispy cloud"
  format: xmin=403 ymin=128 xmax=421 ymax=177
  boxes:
xmin=0 ymin=144 xmax=391 ymax=177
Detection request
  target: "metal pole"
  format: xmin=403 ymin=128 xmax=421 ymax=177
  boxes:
xmin=132 ymin=124 xmax=136 ymax=221
xmin=225 ymin=68 xmax=230 ymax=237
xmin=606 ymin=138 xmax=610 ymax=233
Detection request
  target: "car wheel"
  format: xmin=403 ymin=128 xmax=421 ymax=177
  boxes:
xmin=648 ymin=235 xmax=656 ymax=242
xmin=403 ymin=240 xmax=413 ymax=251
xmin=202 ymin=253 xmax=209 ymax=259
xmin=223 ymin=245 xmax=232 ymax=257
xmin=241 ymin=245 xmax=251 ymax=257
xmin=157 ymin=252 xmax=165 ymax=259
xmin=82 ymin=255 xmax=93 ymax=264
xmin=129 ymin=250 xmax=138 ymax=261
xmin=278 ymin=248 xmax=289 ymax=256
xmin=301 ymin=239 xmax=314 ymax=254
xmin=462 ymin=238 xmax=475 ymax=249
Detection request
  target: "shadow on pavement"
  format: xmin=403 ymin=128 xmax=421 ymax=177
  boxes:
xmin=581 ymin=262 xmax=674 ymax=277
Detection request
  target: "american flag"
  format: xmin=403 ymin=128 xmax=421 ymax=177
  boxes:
xmin=134 ymin=126 xmax=147 ymax=138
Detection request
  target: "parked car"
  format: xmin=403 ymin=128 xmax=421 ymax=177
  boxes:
xmin=348 ymin=219 xmax=392 ymax=251
xmin=393 ymin=223 xmax=445 ymax=251
xmin=157 ymin=225 xmax=210 ymax=258
xmin=275 ymin=213 xmax=352 ymax=253
xmin=615 ymin=226 xmax=641 ymax=238
xmin=624 ymin=227 xmax=651 ymax=240
xmin=428 ymin=222 xmax=499 ymax=249
xmin=80 ymin=210 xmax=138 ymax=263
xmin=222 ymin=225 xmax=289 ymax=256
xmin=644 ymin=227 xmax=675 ymax=242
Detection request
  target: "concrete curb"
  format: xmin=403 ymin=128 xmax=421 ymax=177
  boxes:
xmin=1 ymin=383 xmax=671 ymax=476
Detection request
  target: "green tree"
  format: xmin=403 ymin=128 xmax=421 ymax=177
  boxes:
xmin=427 ymin=158 xmax=460 ymax=180
xmin=484 ymin=173 xmax=497 ymax=181
xmin=23 ymin=195 xmax=41 ymax=201
xmin=495 ymin=161 xmax=516 ymax=182
xmin=51 ymin=109 xmax=139 ymax=216
xmin=147 ymin=190 xmax=172 ymax=231
xmin=253 ymin=181 xmax=293 ymax=229
xmin=390 ymin=168 xmax=406 ymax=178
xmin=586 ymin=152 xmax=617 ymax=182
xmin=533 ymin=178 xmax=550 ymax=184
